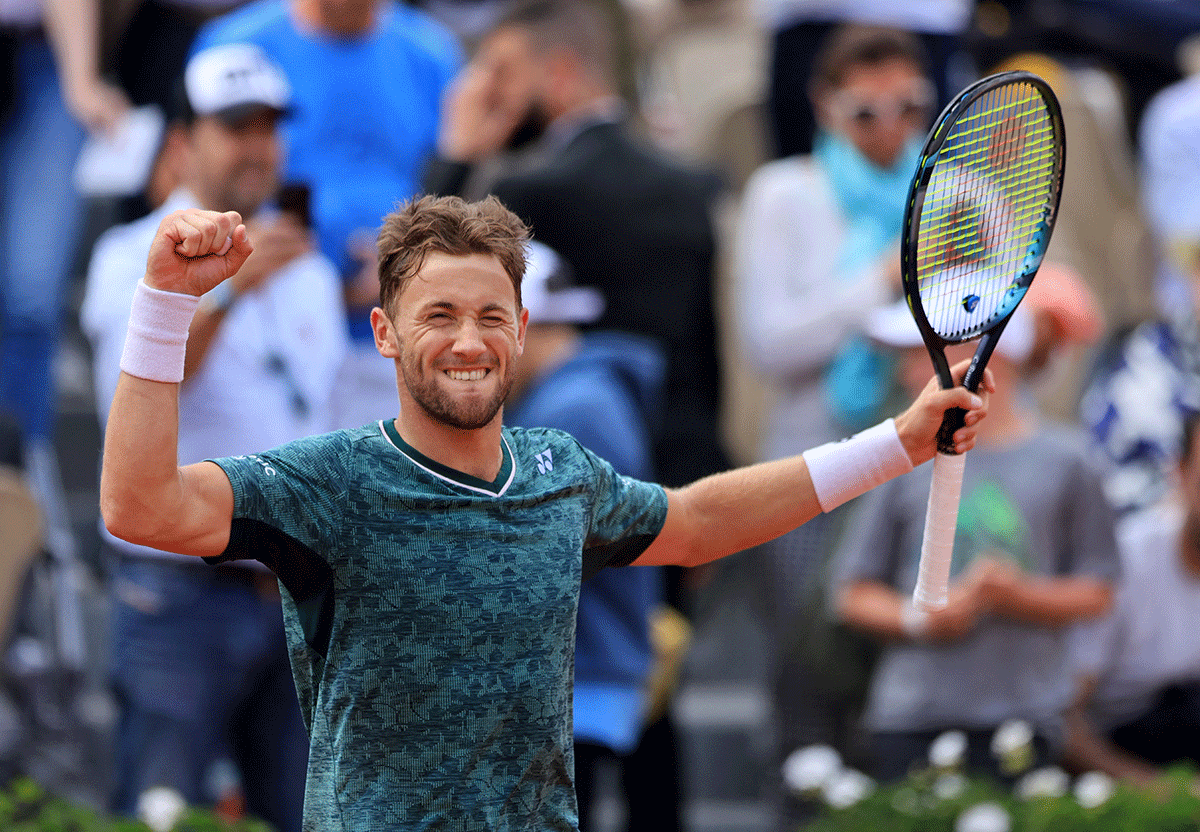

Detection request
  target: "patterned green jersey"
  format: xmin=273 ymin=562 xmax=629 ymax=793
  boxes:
xmin=208 ymin=421 xmax=668 ymax=832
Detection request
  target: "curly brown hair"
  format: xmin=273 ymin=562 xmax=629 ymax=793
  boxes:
xmin=376 ymin=195 xmax=530 ymax=315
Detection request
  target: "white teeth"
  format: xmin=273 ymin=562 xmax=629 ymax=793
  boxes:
xmin=447 ymin=370 xmax=486 ymax=381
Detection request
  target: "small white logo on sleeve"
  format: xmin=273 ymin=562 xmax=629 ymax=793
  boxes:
xmin=236 ymin=454 xmax=277 ymax=476
xmin=535 ymin=449 xmax=553 ymax=474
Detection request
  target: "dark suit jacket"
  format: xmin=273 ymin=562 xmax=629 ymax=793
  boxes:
xmin=485 ymin=121 xmax=728 ymax=487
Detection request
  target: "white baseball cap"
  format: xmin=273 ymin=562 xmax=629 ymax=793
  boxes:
xmin=521 ymin=241 xmax=605 ymax=325
xmin=866 ymin=297 xmax=1035 ymax=364
xmin=184 ymin=43 xmax=292 ymax=122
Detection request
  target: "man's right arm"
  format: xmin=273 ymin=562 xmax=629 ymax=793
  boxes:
xmin=99 ymin=209 xmax=253 ymax=558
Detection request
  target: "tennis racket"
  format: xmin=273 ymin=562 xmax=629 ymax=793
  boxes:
xmin=903 ymin=70 xmax=1065 ymax=610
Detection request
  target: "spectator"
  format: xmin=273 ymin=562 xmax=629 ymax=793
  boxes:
xmin=1 ymin=0 xmax=128 ymax=530
xmin=504 ymin=241 xmax=676 ymax=832
xmin=80 ymin=43 xmax=347 ymax=831
xmin=426 ymin=0 xmax=729 ymax=492
xmin=1063 ymin=409 xmax=1200 ymax=785
xmin=1079 ymin=71 xmax=1200 ymax=516
xmin=831 ymin=301 xmax=1118 ymax=783
xmin=734 ymin=25 xmax=933 ymax=819
xmin=193 ymin=0 xmax=462 ymax=429
xmin=755 ymin=0 xmax=975 ymax=158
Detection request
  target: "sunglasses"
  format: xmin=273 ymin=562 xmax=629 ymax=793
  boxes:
xmin=831 ymin=82 xmax=935 ymax=129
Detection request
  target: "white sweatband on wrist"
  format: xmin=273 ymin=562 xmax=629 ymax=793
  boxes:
xmin=802 ymin=418 xmax=913 ymax=512
xmin=119 ymin=279 xmax=201 ymax=383
xmin=900 ymin=599 xmax=931 ymax=641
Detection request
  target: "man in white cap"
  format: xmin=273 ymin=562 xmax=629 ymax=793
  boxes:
xmin=81 ymin=43 xmax=347 ymax=832
xmin=828 ymin=302 xmax=1119 ymax=783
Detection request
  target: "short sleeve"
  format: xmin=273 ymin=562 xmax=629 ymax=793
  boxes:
xmin=208 ymin=431 xmax=350 ymax=565
xmin=577 ymin=443 xmax=668 ymax=579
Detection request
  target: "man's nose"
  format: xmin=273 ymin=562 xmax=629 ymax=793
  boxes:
xmin=452 ymin=319 xmax=486 ymax=355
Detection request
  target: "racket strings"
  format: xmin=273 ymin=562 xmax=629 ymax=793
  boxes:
xmin=914 ymin=80 xmax=1062 ymax=342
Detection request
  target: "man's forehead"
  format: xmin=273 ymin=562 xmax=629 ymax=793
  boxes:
xmin=401 ymin=252 xmax=518 ymax=305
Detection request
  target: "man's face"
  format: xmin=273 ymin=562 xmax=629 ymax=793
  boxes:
xmin=375 ymin=252 xmax=527 ymax=431
xmin=187 ymin=108 xmax=281 ymax=217
xmin=474 ymin=25 xmax=553 ymax=148
xmin=817 ymin=57 xmax=932 ymax=169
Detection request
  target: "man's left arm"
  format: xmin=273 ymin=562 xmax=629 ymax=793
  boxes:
xmin=636 ymin=363 xmax=991 ymax=568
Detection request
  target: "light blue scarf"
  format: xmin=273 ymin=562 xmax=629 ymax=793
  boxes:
xmin=814 ymin=130 xmax=922 ymax=430
xmin=813 ymin=129 xmax=922 ymax=276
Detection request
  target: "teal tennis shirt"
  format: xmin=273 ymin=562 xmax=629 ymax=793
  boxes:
xmin=209 ymin=421 xmax=669 ymax=831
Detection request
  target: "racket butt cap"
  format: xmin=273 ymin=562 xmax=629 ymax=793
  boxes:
xmin=912 ymin=589 xmax=948 ymax=611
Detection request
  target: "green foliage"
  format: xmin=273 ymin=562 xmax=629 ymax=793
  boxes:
xmin=0 ymin=778 xmax=273 ymax=832
xmin=802 ymin=764 xmax=1200 ymax=832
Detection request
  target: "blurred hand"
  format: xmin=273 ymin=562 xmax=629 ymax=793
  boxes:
xmin=962 ymin=554 xmax=1022 ymax=607
xmin=64 ymin=76 xmax=130 ymax=134
xmin=232 ymin=214 xmax=312 ymax=295
xmin=925 ymin=580 xmax=987 ymax=642
xmin=145 ymin=209 xmax=252 ymax=296
xmin=438 ymin=54 xmax=534 ymax=162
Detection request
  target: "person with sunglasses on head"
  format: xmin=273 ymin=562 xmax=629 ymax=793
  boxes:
xmin=732 ymin=23 xmax=937 ymax=831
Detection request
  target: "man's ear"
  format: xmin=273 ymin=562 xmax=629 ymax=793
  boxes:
xmin=515 ymin=305 xmax=529 ymax=358
xmin=371 ymin=306 xmax=400 ymax=358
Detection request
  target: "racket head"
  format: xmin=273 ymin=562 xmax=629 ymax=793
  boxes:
xmin=901 ymin=70 xmax=1065 ymax=388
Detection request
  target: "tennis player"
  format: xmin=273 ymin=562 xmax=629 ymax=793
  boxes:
xmin=100 ymin=194 xmax=990 ymax=831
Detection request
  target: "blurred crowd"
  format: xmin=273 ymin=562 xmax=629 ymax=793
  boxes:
xmin=3 ymin=0 xmax=1200 ymax=830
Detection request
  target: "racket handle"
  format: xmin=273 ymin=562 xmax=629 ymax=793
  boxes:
xmin=913 ymin=452 xmax=967 ymax=610
xmin=935 ymin=406 xmax=967 ymax=456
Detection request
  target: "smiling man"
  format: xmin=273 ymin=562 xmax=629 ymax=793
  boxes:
xmin=98 ymin=194 xmax=991 ymax=831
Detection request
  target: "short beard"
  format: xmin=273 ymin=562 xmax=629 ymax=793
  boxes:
xmin=400 ymin=352 xmax=512 ymax=431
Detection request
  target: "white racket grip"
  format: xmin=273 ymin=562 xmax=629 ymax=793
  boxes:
xmin=913 ymin=452 xmax=967 ymax=610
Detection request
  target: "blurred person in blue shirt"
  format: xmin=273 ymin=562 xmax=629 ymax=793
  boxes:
xmin=193 ymin=0 xmax=462 ymax=429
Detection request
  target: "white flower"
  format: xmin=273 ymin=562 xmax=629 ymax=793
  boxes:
xmin=990 ymin=719 xmax=1035 ymax=774
xmin=955 ymin=801 xmax=1012 ymax=832
xmin=822 ymin=768 xmax=875 ymax=809
xmin=782 ymin=744 xmax=842 ymax=794
xmin=1015 ymin=766 xmax=1070 ymax=800
xmin=929 ymin=730 xmax=969 ymax=769
xmin=1074 ymin=771 xmax=1116 ymax=808
xmin=934 ymin=772 xmax=968 ymax=800
xmin=990 ymin=719 xmax=1034 ymax=757
xmin=137 ymin=786 xmax=186 ymax=832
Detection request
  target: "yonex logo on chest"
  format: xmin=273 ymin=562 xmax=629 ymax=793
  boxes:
xmin=535 ymin=449 xmax=553 ymax=474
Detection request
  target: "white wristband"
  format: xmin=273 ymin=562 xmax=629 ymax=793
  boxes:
xmin=119 ymin=279 xmax=201 ymax=383
xmin=802 ymin=419 xmax=913 ymax=512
